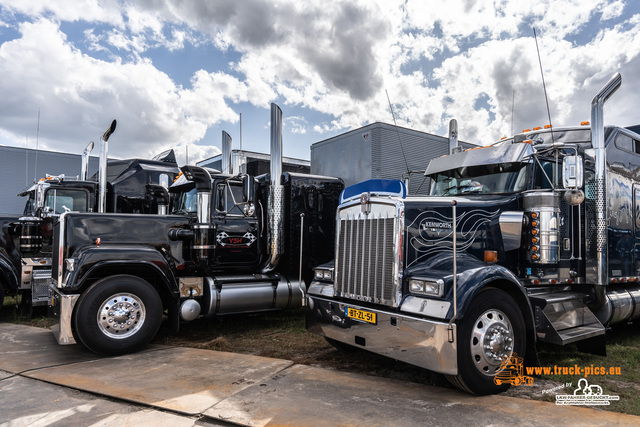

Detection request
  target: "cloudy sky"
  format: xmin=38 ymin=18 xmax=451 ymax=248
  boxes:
xmin=0 ymin=0 xmax=638 ymax=166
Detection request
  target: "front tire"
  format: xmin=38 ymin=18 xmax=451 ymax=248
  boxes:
xmin=73 ymin=275 xmax=162 ymax=355
xmin=446 ymin=288 xmax=525 ymax=395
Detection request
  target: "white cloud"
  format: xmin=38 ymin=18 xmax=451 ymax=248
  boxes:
xmin=0 ymin=19 xmax=239 ymax=160
xmin=0 ymin=0 xmax=638 ymax=162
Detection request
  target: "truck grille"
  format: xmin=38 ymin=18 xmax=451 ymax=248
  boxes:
xmin=335 ymin=213 xmax=398 ymax=306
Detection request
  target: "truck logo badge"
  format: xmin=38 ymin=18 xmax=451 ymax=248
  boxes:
xmin=216 ymin=232 xmax=256 ymax=247
xmin=420 ymin=221 xmax=452 ymax=230
xmin=360 ymin=193 xmax=370 ymax=214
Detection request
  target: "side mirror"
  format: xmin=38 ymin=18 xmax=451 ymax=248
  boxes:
xmin=242 ymin=174 xmax=254 ymax=203
xmin=563 ymin=155 xmax=583 ymax=188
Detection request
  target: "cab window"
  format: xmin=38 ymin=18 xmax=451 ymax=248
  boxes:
xmin=216 ymin=182 xmax=244 ymax=215
xmin=44 ymin=189 xmax=89 ymax=214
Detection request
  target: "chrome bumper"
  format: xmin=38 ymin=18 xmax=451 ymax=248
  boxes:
xmin=306 ymin=294 xmax=458 ymax=375
xmin=49 ymin=284 xmax=79 ymax=345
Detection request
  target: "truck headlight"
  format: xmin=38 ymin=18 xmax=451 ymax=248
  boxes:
xmin=314 ymin=267 xmax=333 ymax=281
xmin=409 ymin=278 xmax=444 ymax=297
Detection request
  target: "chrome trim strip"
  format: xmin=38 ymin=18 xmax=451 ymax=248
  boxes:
xmin=56 ymin=212 xmax=68 ymax=288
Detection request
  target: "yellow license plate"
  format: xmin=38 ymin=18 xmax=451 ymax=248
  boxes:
xmin=345 ymin=307 xmax=377 ymax=324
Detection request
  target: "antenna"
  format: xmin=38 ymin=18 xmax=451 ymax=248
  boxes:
xmin=385 ymin=89 xmax=410 ymax=177
xmin=533 ymin=28 xmax=555 ymax=143
xmin=511 ymin=90 xmax=515 ymax=136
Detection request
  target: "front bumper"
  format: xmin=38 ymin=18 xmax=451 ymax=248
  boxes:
xmin=49 ymin=284 xmax=79 ymax=345
xmin=306 ymin=294 xmax=458 ymax=375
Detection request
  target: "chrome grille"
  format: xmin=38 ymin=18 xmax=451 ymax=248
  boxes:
xmin=335 ymin=212 xmax=397 ymax=306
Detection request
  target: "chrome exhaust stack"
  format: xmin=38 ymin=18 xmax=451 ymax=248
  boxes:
xmin=262 ymin=103 xmax=284 ymax=272
xmin=222 ymin=131 xmax=232 ymax=174
xmin=590 ymin=73 xmax=621 ymax=307
xmin=448 ymin=119 xmax=458 ymax=154
xmin=98 ymin=120 xmax=117 ymax=213
xmin=81 ymin=141 xmax=94 ymax=181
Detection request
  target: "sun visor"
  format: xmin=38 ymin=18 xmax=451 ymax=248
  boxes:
xmin=425 ymin=143 xmax=533 ymax=177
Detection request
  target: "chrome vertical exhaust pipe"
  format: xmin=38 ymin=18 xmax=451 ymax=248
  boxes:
xmin=262 ymin=103 xmax=284 ymax=272
xmin=222 ymin=131 xmax=232 ymax=174
xmin=591 ymin=72 xmax=621 ymax=306
xmin=81 ymin=141 xmax=94 ymax=181
xmin=448 ymin=119 xmax=458 ymax=154
xmin=98 ymin=120 xmax=117 ymax=213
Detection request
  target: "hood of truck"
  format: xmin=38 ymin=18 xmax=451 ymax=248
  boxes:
xmin=402 ymin=194 xmax=520 ymax=269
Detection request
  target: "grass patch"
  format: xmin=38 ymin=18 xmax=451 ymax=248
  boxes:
xmin=0 ymin=295 xmax=55 ymax=328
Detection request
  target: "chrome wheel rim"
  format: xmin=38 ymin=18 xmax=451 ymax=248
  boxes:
xmin=97 ymin=293 xmax=146 ymax=339
xmin=469 ymin=308 xmax=514 ymax=376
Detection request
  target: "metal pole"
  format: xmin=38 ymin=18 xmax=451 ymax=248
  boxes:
xmin=298 ymin=213 xmax=306 ymax=307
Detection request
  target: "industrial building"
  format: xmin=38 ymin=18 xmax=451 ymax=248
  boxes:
xmin=0 ymin=146 xmax=99 ymax=214
xmin=311 ymin=122 xmax=476 ymax=194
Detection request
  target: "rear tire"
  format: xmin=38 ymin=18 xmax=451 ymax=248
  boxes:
xmin=73 ymin=275 xmax=162 ymax=355
xmin=446 ymin=289 xmax=525 ymax=395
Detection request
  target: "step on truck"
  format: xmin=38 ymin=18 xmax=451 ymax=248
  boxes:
xmin=1 ymin=121 xmax=179 ymax=313
xmin=49 ymin=104 xmax=343 ymax=355
xmin=307 ymin=72 xmax=640 ymax=395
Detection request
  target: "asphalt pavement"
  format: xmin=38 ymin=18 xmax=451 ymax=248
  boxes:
xmin=0 ymin=323 xmax=638 ymax=426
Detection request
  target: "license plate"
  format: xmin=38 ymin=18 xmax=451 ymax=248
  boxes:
xmin=345 ymin=307 xmax=377 ymax=324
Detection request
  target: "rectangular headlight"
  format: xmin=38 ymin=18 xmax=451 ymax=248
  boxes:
xmin=314 ymin=268 xmax=333 ymax=282
xmin=409 ymin=278 xmax=444 ymax=297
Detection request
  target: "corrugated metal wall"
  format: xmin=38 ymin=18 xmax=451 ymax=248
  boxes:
xmin=312 ymin=122 xmax=476 ymax=194
xmin=0 ymin=146 xmax=99 ymax=214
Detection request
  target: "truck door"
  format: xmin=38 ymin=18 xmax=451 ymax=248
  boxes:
xmin=212 ymin=180 xmax=260 ymax=268
xmin=633 ymin=185 xmax=640 ymax=273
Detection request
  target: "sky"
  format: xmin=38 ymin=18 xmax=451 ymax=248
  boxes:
xmin=0 ymin=0 xmax=638 ymax=167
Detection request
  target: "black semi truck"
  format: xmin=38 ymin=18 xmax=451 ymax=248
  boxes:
xmin=49 ymin=104 xmax=343 ymax=355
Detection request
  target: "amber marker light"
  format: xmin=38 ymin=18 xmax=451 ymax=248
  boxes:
xmin=484 ymin=250 xmax=498 ymax=263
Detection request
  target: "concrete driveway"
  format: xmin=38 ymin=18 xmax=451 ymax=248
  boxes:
xmin=0 ymin=323 xmax=638 ymax=426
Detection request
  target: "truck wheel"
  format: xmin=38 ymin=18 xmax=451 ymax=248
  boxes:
xmin=73 ymin=275 xmax=162 ymax=355
xmin=446 ymin=288 xmax=525 ymax=395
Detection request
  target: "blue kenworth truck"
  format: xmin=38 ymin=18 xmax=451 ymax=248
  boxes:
xmin=307 ymin=73 xmax=640 ymax=395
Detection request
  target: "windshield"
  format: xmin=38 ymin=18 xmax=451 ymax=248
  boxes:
xmin=173 ymin=187 xmax=198 ymax=214
xmin=430 ymin=162 xmax=529 ymax=196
